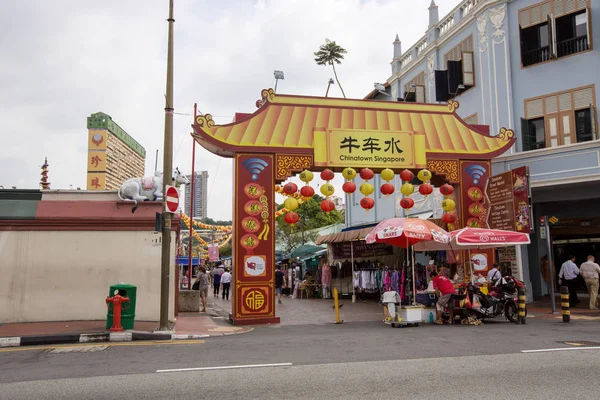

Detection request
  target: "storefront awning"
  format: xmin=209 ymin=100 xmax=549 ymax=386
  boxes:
xmin=316 ymin=226 xmax=374 ymax=244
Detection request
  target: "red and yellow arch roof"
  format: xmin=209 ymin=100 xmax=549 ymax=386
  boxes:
xmin=191 ymin=88 xmax=515 ymax=163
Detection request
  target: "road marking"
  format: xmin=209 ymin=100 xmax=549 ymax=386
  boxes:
xmin=0 ymin=340 xmax=205 ymax=353
xmin=522 ymin=346 xmax=600 ymax=353
xmin=156 ymin=362 xmax=293 ymax=373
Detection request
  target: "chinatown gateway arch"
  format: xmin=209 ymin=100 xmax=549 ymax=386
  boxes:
xmin=191 ymin=88 xmax=515 ymax=325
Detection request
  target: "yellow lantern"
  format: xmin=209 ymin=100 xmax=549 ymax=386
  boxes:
xmin=441 ymin=198 xmax=456 ymax=212
xmin=417 ymin=169 xmax=432 ymax=182
xmin=360 ymin=183 xmax=374 ymax=196
xmin=342 ymin=167 xmax=357 ymax=180
xmin=284 ymin=197 xmax=299 ymax=211
xmin=320 ymin=183 xmax=335 ymax=197
xmin=380 ymin=168 xmax=395 ymax=182
xmin=299 ymin=170 xmax=314 ymax=183
xmin=400 ymin=183 xmax=414 ymax=196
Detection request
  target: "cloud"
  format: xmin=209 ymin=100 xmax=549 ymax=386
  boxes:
xmin=0 ymin=0 xmax=456 ymax=219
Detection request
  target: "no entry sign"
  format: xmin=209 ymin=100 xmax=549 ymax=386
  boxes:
xmin=165 ymin=185 xmax=179 ymax=213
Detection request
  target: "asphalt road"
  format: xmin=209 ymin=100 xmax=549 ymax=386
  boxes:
xmin=2 ymin=319 xmax=600 ymax=399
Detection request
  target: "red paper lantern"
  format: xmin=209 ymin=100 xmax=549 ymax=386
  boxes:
xmin=441 ymin=212 xmax=457 ymax=224
xmin=284 ymin=211 xmax=300 ymax=225
xmin=300 ymin=185 xmax=315 ymax=198
xmin=320 ymin=169 xmax=335 ymax=181
xmin=283 ymin=182 xmax=298 ymax=195
xmin=400 ymin=169 xmax=414 ymax=182
xmin=320 ymin=199 xmax=336 ymax=213
xmin=400 ymin=197 xmax=415 ymax=209
xmin=380 ymin=183 xmax=395 ymax=196
xmin=440 ymin=183 xmax=454 ymax=196
xmin=360 ymin=197 xmax=375 ymax=210
xmin=359 ymin=168 xmax=375 ymax=181
xmin=342 ymin=181 xmax=357 ymax=194
xmin=419 ymin=183 xmax=433 ymax=196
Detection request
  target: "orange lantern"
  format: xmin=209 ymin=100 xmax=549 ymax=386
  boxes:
xmin=360 ymin=197 xmax=375 ymax=211
xmin=380 ymin=183 xmax=395 ymax=196
xmin=300 ymin=186 xmax=315 ymax=198
xmin=342 ymin=181 xmax=357 ymax=194
xmin=284 ymin=211 xmax=300 ymax=225
xmin=320 ymin=199 xmax=336 ymax=213
xmin=400 ymin=197 xmax=415 ymax=209
xmin=419 ymin=183 xmax=433 ymax=196
xmin=442 ymin=212 xmax=457 ymax=224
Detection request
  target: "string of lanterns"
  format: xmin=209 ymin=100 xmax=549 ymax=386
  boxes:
xmin=180 ymin=213 xmax=232 ymax=233
xmin=278 ymin=167 xmax=457 ymax=227
xmin=180 ymin=214 xmax=232 ymax=250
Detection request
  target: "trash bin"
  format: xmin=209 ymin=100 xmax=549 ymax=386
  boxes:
xmin=106 ymin=283 xmax=137 ymax=330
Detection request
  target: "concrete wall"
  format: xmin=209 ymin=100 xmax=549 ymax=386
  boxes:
xmin=0 ymin=230 xmax=176 ymax=323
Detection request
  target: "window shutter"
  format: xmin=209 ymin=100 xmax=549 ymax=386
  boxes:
xmin=519 ymin=25 xmax=526 ymax=66
xmin=435 ymin=70 xmax=449 ymax=102
xmin=585 ymin=6 xmax=591 ymax=51
xmin=541 ymin=2 xmax=552 ymax=19
xmin=591 ymin=105 xmax=597 ymax=140
xmin=415 ymin=85 xmax=426 ymax=103
xmin=559 ymin=92 xmax=572 ymax=111
xmin=547 ymin=15 xmax=556 ymax=59
xmin=461 ymin=51 xmax=475 ymax=87
xmin=519 ymin=9 xmax=531 ymax=28
xmin=447 ymin=60 xmax=463 ymax=95
xmin=526 ymin=99 xmax=544 ymax=118
xmin=521 ymin=118 xmax=531 ymax=151
xmin=531 ymin=5 xmax=542 ymax=25
xmin=545 ymin=95 xmax=558 ymax=114
xmin=573 ymin=87 xmax=593 ymax=109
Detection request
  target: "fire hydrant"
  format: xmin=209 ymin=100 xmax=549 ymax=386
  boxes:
xmin=106 ymin=294 xmax=130 ymax=332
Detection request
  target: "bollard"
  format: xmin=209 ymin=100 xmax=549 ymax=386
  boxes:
xmin=333 ymin=288 xmax=343 ymax=324
xmin=560 ymin=286 xmax=570 ymax=323
xmin=518 ymin=287 xmax=527 ymax=324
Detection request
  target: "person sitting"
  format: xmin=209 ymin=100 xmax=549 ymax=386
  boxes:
xmin=487 ymin=263 xmax=502 ymax=283
xmin=431 ymin=270 xmax=456 ymax=325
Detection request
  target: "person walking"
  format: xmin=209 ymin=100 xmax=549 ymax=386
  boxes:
xmin=212 ymin=267 xmax=222 ymax=298
xmin=275 ymin=265 xmax=285 ymax=304
xmin=195 ymin=266 xmax=210 ymax=313
xmin=221 ymin=268 xmax=232 ymax=300
xmin=558 ymin=255 xmax=580 ymax=307
xmin=580 ymin=255 xmax=600 ymax=310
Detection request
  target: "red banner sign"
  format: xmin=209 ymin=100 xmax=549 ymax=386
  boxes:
xmin=233 ymin=154 xmax=278 ymax=325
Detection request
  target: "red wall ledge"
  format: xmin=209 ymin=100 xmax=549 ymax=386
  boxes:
xmin=0 ymin=200 xmax=181 ymax=231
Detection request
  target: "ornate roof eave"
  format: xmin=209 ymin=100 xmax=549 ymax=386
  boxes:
xmin=191 ymin=88 xmax=515 ymax=161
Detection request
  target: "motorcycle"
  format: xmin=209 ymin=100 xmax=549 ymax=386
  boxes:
xmin=467 ymin=275 xmax=526 ymax=324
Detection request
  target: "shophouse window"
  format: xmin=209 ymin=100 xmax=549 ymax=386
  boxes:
xmin=521 ymin=117 xmax=546 ymax=151
xmin=523 ymin=85 xmax=597 ymax=151
xmin=518 ymin=1 xmax=591 ymax=67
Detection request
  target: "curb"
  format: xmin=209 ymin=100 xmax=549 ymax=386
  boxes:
xmin=0 ymin=327 xmax=253 ymax=348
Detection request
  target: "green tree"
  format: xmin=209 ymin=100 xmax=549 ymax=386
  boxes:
xmin=314 ymin=39 xmax=348 ymax=98
xmin=275 ymin=194 xmax=344 ymax=253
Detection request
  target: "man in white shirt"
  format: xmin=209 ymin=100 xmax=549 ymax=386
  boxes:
xmin=487 ymin=263 xmax=502 ymax=283
xmin=559 ymin=255 xmax=580 ymax=307
xmin=221 ymin=269 xmax=232 ymax=301
xmin=580 ymin=255 xmax=600 ymax=310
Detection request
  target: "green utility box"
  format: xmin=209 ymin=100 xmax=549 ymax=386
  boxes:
xmin=106 ymin=283 xmax=137 ymax=330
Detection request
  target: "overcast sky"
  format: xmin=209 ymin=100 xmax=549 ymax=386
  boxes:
xmin=0 ymin=0 xmax=457 ymax=220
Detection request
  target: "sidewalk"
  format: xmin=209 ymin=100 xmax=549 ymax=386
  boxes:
xmin=0 ymin=299 xmax=252 ymax=348
xmin=527 ymin=295 xmax=600 ymax=321
xmin=210 ymin=294 xmax=383 ymax=326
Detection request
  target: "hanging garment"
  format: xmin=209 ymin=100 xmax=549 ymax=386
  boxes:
xmin=400 ymin=268 xmax=406 ymax=301
xmin=392 ymin=271 xmax=400 ymax=293
xmin=384 ymin=270 xmax=392 ymax=292
xmin=322 ymin=266 xmax=332 ymax=285
xmin=353 ymin=271 xmax=361 ymax=288
xmin=375 ymin=269 xmax=382 ymax=291
xmin=361 ymin=270 xmax=370 ymax=290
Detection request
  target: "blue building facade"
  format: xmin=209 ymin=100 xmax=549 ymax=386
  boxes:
xmin=356 ymin=0 xmax=599 ymax=297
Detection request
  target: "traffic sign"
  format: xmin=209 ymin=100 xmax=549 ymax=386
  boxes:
xmin=165 ymin=185 xmax=180 ymax=213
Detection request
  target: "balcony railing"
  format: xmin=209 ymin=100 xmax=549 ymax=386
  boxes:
xmin=557 ymin=36 xmax=589 ymax=58
xmin=522 ymin=46 xmax=551 ymax=67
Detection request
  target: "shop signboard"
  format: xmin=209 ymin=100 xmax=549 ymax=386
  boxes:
xmin=485 ymin=166 xmax=531 ymax=233
xmin=498 ymin=246 xmax=518 ymax=277
xmin=331 ymin=241 xmax=393 ymax=259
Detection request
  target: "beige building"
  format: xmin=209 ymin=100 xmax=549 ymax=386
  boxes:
xmin=86 ymin=112 xmax=146 ymax=191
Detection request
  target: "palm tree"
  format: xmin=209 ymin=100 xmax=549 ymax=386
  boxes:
xmin=314 ymin=39 xmax=347 ymax=98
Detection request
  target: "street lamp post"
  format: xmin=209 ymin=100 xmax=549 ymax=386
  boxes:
xmin=159 ymin=0 xmax=175 ymax=331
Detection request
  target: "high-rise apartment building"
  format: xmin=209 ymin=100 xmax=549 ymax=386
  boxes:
xmin=86 ymin=112 xmax=146 ymax=191
xmin=184 ymin=171 xmax=209 ymax=219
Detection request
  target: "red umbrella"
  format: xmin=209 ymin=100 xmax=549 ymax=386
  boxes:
xmin=365 ymin=218 xmax=450 ymax=248
xmin=414 ymin=227 xmax=530 ymax=251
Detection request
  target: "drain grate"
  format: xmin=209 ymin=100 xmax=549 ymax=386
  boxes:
xmin=48 ymin=345 xmax=109 ymax=354
xmin=558 ymin=341 xmax=600 ymax=347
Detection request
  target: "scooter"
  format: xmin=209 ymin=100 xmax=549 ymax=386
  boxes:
xmin=467 ymin=276 xmax=525 ymax=324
